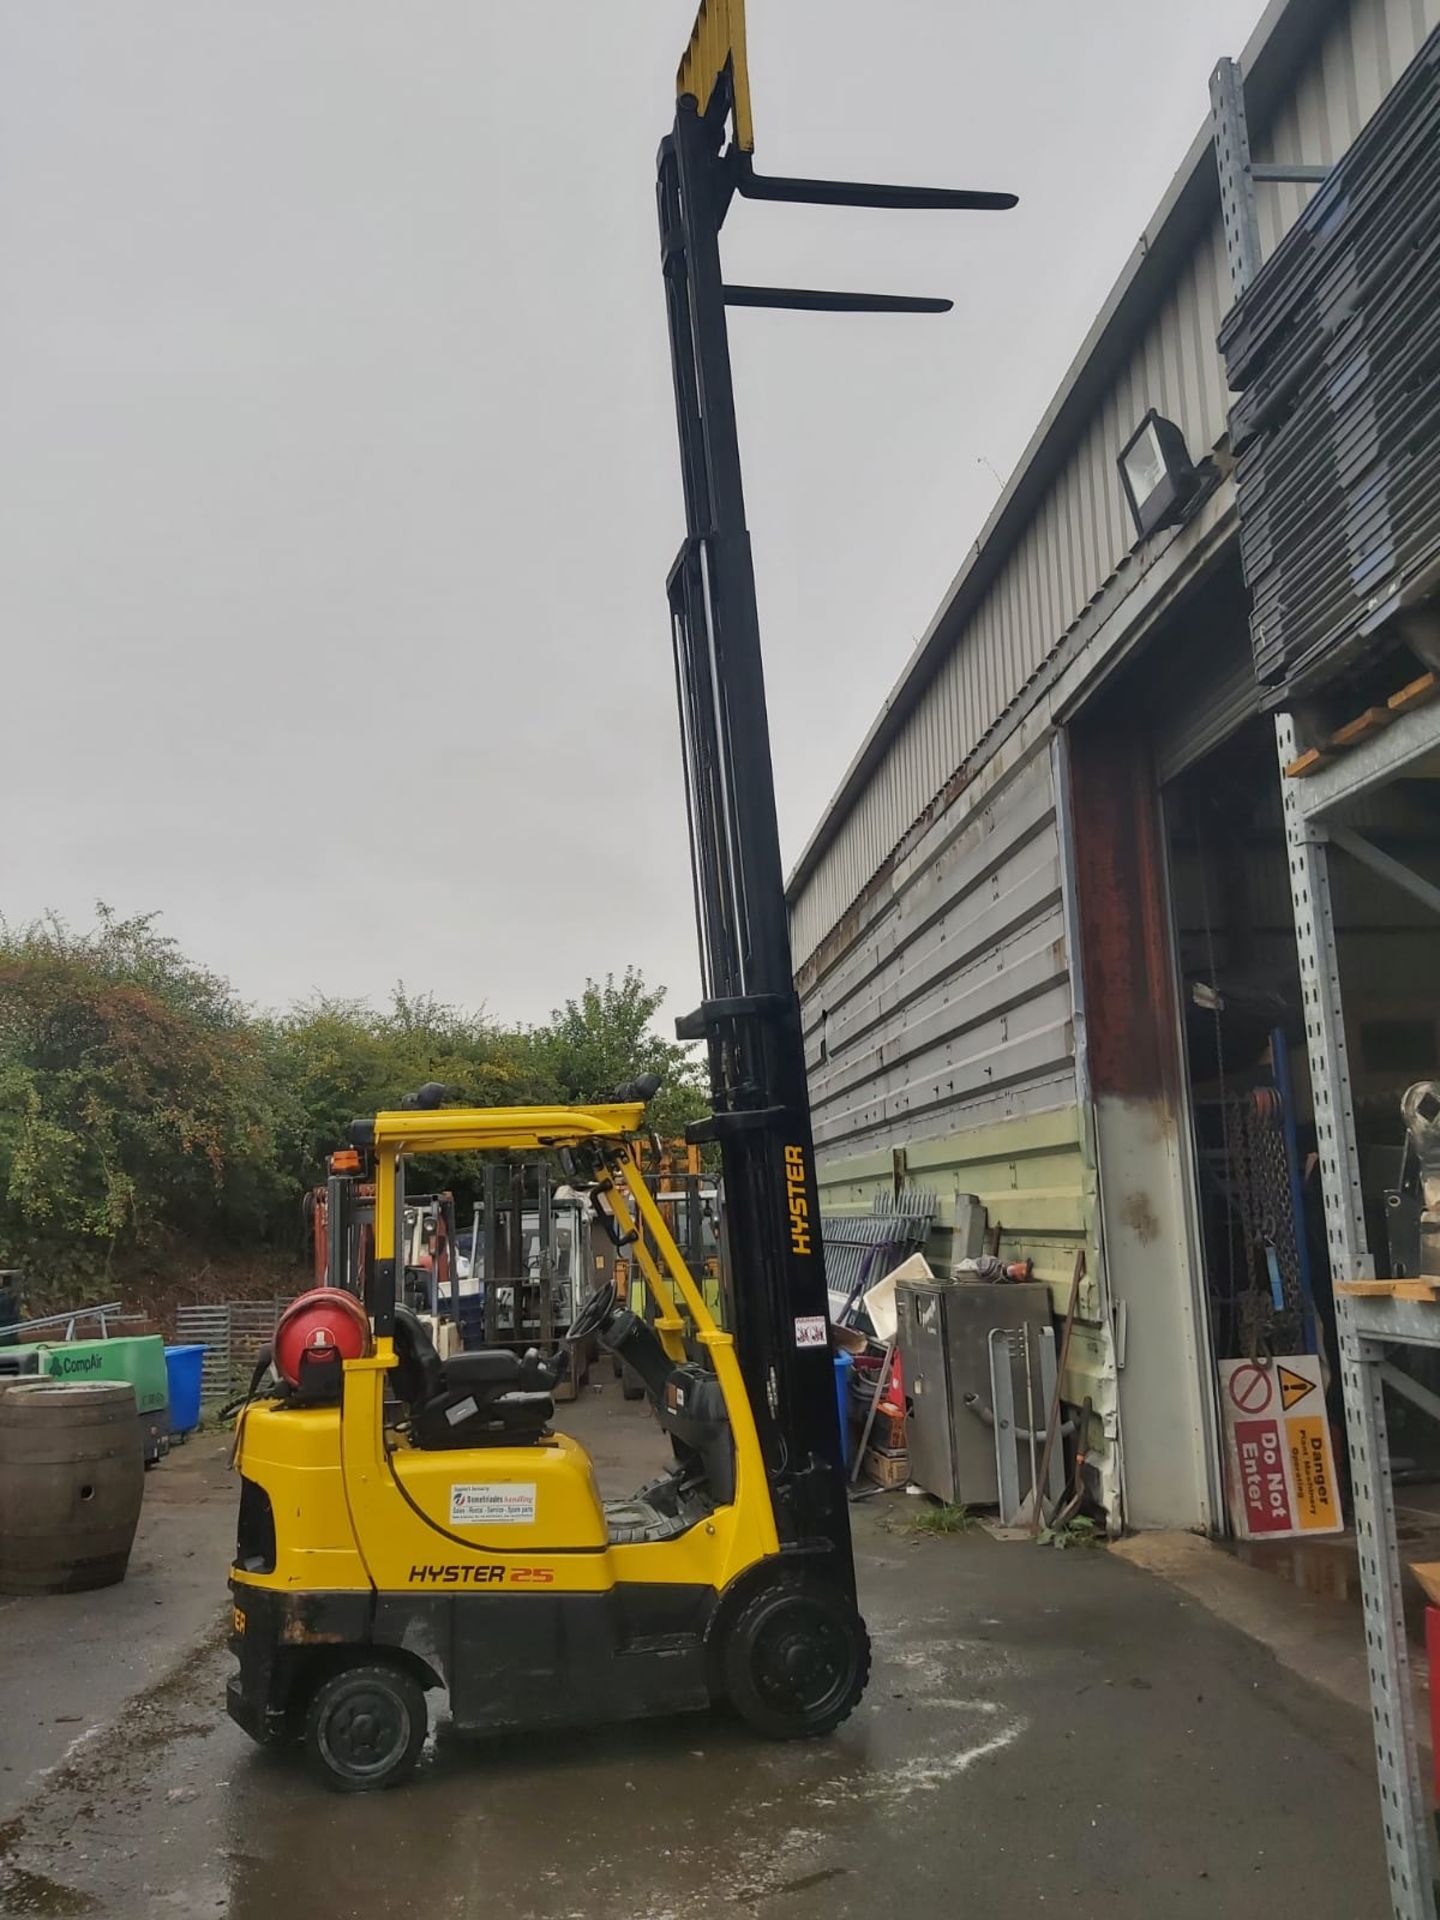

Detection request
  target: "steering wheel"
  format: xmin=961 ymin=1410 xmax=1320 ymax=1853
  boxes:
xmin=565 ymin=1277 xmax=619 ymax=1345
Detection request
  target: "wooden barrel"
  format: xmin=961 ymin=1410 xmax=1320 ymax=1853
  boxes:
xmin=0 ymin=1380 xmax=145 ymax=1594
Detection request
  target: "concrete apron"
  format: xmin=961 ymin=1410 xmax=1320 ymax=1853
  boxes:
xmin=1118 ymin=1526 xmax=1434 ymax=1742
xmin=0 ymin=1386 xmax=1390 ymax=1919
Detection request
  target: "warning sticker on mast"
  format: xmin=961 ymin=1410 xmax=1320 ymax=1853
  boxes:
xmin=1218 ymin=1354 xmax=1342 ymax=1540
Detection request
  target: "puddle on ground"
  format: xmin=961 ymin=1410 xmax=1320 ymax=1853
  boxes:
xmin=1234 ymin=1516 xmax=1440 ymax=1646
xmin=1234 ymin=1536 xmax=1359 ymax=1603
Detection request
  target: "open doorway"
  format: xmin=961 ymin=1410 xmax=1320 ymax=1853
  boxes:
xmin=1163 ymin=707 xmax=1440 ymax=1550
xmin=1164 ymin=722 xmax=1325 ymax=1384
xmin=1066 ymin=542 xmax=1440 ymax=1540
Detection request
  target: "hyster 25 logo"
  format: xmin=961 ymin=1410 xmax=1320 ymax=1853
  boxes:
xmin=407 ymin=1565 xmax=554 ymax=1586
xmin=784 ymin=1144 xmax=811 ymax=1257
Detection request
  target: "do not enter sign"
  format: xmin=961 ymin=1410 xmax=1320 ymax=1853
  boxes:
xmin=1217 ymin=1354 xmax=1343 ymax=1541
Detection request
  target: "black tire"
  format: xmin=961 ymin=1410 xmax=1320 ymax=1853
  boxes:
xmin=303 ymin=1662 xmax=427 ymax=1792
xmin=621 ymin=1368 xmax=644 ymax=1402
xmin=721 ymin=1579 xmax=871 ymax=1740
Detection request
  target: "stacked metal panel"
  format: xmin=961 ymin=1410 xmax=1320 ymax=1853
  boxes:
xmin=821 ymin=1190 xmax=937 ymax=1324
xmin=1220 ymin=28 xmax=1440 ymax=699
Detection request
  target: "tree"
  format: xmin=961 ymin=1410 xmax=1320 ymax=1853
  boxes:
xmin=263 ymin=989 xmax=538 ymax=1216
xmin=523 ymin=969 xmax=708 ymax=1141
xmin=0 ymin=909 xmax=707 ymax=1304
xmin=0 ymin=908 xmax=285 ymax=1299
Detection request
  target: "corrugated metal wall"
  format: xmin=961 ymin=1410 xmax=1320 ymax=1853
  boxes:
xmin=789 ymin=0 xmax=1440 ymax=974
xmin=802 ymin=734 xmax=1074 ymax=1156
xmin=814 ymin=1110 xmax=1093 ymax=1293
xmin=800 ymin=726 xmax=1113 ymax=1504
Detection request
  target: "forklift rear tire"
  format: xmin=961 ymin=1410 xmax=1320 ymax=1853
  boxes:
xmin=304 ymin=1662 xmax=427 ymax=1793
xmin=722 ymin=1579 xmax=871 ymax=1740
xmin=621 ymin=1369 xmax=644 ymax=1402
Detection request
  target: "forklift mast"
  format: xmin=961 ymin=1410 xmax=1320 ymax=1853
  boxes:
xmin=657 ymin=0 xmax=1014 ymax=1569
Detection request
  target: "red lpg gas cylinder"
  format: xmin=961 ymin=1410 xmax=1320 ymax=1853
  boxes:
xmin=273 ymin=1289 xmax=371 ymax=1400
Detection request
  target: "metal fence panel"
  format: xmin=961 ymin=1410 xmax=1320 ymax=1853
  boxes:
xmin=176 ymin=1298 xmax=288 ymax=1404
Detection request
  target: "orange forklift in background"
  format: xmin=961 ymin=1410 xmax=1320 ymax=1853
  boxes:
xmin=305 ymin=1148 xmax=459 ymax=1319
xmin=303 ymin=1149 xmax=372 ymax=1293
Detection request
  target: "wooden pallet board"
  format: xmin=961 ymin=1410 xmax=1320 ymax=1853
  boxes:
xmin=1388 ymin=670 xmax=1439 ymax=715
xmin=1283 ymin=673 xmax=1440 ymax=781
xmin=1284 ymin=746 xmax=1333 ymax=778
xmin=1329 ymin=705 xmax=1394 ymax=748
xmin=1336 ymin=1278 xmax=1440 ymax=1303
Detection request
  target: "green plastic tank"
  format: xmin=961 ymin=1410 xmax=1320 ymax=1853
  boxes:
xmin=37 ymin=1336 xmax=170 ymax=1463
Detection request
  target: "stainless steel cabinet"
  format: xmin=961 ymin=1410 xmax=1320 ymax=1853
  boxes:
xmin=897 ymin=1280 xmax=1054 ymax=1505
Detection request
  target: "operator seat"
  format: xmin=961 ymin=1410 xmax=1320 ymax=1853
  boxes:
xmin=390 ymin=1305 xmax=556 ymax=1450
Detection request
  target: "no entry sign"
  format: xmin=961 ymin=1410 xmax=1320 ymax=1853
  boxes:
xmin=1218 ymin=1354 xmax=1343 ymax=1541
xmin=1227 ymin=1361 xmax=1273 ymax=1415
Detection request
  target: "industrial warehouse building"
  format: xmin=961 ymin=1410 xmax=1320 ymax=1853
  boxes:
xmin=789 ymin=0 xmax=1440 ymax=1532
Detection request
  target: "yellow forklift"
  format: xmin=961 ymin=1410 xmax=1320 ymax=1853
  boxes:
xmin=229 ymin=1092 xmax=870 ymax=1786
xmin=225 ymin=0 xmax=1011 ymax=1789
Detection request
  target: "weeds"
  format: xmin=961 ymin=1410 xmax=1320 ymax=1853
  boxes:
xmin=907 ymin=1501 xmax=975 ymax=1537
xmin=1037 ymin=1513 xmax=1101 ymax=1550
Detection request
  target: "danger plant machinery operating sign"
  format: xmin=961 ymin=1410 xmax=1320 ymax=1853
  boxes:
xmin=1218 ymin=1355 xmax=1342 ymax=1540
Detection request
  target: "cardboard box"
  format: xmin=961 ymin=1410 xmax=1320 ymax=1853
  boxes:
xmin=862 ymin=1446 xmax=909 ymax=1489
xmin=864 ymin=1254 xmax=932 ymax=1344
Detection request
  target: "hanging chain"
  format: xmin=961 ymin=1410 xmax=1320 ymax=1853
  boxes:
xmin=1230 ymin=1092 xmax=1275 ymax=1360
xmin=1248 ymin=1091 xmax=1303 ymax=1326
xmin=1193 ymin=807 xmax=1298 ymax=1361
xmin=1195 ymin=814 xmax=1241 ymax=1317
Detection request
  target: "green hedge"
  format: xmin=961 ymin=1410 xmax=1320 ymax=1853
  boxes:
xmin=0 ymin=908 xmax=705 ymax=1296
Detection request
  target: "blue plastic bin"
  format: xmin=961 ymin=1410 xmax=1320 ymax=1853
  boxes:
xmin=833 ymin=1349 xmax=853 ymax=1445
xmin=164 ymin=1344 xmax=206 ymax=1435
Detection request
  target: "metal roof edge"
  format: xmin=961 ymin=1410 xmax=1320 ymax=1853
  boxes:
xmin=784 ymin=0 xmax=1342 ymax=906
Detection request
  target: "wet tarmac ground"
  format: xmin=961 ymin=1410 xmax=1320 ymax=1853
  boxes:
xmin=0 ymin=1385 xmax=1390 ymax=1919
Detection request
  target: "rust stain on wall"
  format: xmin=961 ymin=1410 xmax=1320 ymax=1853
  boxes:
xmin=1067 ymin=713 xmax=1182 ymax=1105
xmin=1118 ymin=1190 xmax=1161 ymax=1244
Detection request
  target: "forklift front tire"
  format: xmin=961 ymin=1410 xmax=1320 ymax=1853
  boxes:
xmin=303 ymin=1661 xmax=428 ymax=1793
xmin=722 ymin=1579 xmax=871 ymax=1741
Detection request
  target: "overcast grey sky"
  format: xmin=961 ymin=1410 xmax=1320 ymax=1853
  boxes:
xmin=0 ymin=1 xmax=1264 ymax=1028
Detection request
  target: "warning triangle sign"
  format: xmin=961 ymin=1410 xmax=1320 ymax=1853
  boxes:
xmin=1278 ymin=1364 xmax=1315 ymax=1413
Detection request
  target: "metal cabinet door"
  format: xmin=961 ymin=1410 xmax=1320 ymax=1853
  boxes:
xmin=944 ymin=1281 xmax=1055 ymax=1505
xmin=898 ymin=1282 xmax=956 ymax=1503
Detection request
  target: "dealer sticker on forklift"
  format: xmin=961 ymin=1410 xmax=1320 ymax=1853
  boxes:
xmin=1217 ymin=1354 xmax=1342 ymax=1540
xmin=794 ymin=1315 xmax=828 ymax=1348
xmin=449 ymin=1483 xmax=537 ymax=1526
